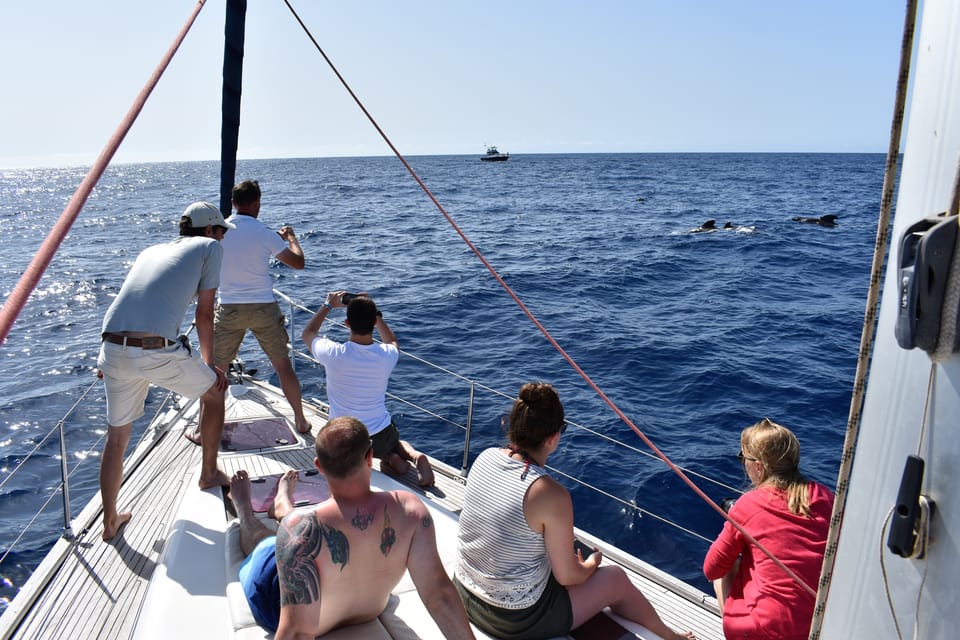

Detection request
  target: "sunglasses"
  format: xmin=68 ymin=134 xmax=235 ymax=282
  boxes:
xmin=737 ymin=450 xmax=758 ymax=463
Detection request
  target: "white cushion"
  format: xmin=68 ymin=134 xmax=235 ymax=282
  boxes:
xmin=225 ymin=521 xmax=260 ymax=632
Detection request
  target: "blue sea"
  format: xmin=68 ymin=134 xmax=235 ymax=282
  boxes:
xmin=0 ymin=152 xmax=884 ymax=609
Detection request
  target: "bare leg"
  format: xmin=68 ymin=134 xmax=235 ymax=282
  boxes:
xmin=380 ymin=452 xmax=412 ymax=478
xmin=568 ymin=565 xmax=695 ymax=640
xmin=100 ymin=423 xmax=134 ymax=541
xmin=229 ymin=470 xmax=277 ymax=556
xmin=399 ymin=440 xmax=434 ymax=487
xmin=268 ymin=469 xmax=299 ymax=520
xmin=712 ymin=559 xmax=739 ymax=615
xmin=271 ymin=356 xmax=311 ymax=434
xmin=184 ymin=398 xmax=204 ymax=445
xmin=198 ymin=384 xmax=229 ymax=489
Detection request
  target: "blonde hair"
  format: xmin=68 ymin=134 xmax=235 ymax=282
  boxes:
xmin=741 ymin=418 xmax=812 ymax=517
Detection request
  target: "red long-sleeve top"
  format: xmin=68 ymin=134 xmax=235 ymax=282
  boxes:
xmin=703 ymin=482 xmax=834 ymax=640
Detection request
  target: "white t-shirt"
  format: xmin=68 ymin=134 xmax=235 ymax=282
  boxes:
xmin=308 ymin=336 xmax=398 ymax=435
xmin=218 ymin=214 xmax=287 ymax=304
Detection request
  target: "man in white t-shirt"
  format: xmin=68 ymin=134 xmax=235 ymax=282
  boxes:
xmin=301 ymin=292 xmax=434 ymax=486
xmin=207 ymin=179 xmax=310 ymax=434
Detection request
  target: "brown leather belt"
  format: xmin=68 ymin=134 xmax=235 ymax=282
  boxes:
xmin=102 ymin=333 xmax=175 ymax=349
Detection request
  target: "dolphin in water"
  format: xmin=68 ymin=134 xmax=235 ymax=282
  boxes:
xmin=689 ymin=219 xmax=718 ymax=233
xmin=723 ymin=221 xmax=756 ymax=233
xmin=792 ymin=214 xmax=838 ymax=227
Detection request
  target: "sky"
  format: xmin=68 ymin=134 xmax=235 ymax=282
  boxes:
xmin=0 ymin=1 xmax=909 ymax=168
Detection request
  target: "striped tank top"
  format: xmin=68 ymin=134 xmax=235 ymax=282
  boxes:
xmin=455 ymin=447 xmax=551 ymax=609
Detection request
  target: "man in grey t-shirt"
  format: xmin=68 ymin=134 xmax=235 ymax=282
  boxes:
xmin=97 ymin=202 xmax=234 ymax=541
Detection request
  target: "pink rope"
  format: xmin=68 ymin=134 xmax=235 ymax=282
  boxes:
xmin=282 ymin=0 xmax=817 ymax=598
xmin=0 ymin=0 xmax=208 ymax=346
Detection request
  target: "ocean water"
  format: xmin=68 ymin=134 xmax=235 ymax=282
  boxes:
xmin=0 ymin=152 xmax=884 ymax=608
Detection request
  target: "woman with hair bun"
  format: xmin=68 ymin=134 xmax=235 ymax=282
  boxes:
xmin=704 ymin=418 xmax=834 ymax=640
xmin=455 ymin=382 xmax=694 ymax=640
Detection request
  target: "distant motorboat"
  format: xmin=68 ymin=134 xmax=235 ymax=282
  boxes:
xmin=480 ymin=145 xmax=510 ymax=161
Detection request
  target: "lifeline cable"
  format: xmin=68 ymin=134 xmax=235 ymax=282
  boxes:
xmin=283 ymin=0 xmax=816 ymax=598
xmin=0 ymin=0 xmax=209 ymax=347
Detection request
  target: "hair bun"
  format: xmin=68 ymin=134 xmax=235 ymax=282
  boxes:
xmin=519 ymin=382 xmax=553 ymax=404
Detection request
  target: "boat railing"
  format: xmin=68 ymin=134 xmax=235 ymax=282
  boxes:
xmin=0 ymin=380 xmax=99 ymax=547
xmin=0 ymin=322 xmax=194 ymax=581
xmin=0 ymin=291 xmax=742 ymax=589
xmin=276 ymin=290 xmax=741 ymax=545
xmin=0 ymin=380 xmax=184 ymax=577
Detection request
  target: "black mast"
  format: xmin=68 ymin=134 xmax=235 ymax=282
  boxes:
xmin=220 ymin=0 xmax=247 ymax=215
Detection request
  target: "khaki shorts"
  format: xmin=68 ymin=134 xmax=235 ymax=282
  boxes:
xmin=214 ymin=302 xmax=291 ymax=364
xmin=98 ymin=340 xmax=217 ymax=427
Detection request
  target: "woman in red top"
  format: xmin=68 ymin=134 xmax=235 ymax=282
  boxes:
xmin=703 ymin=419 xmax=834 ymax=640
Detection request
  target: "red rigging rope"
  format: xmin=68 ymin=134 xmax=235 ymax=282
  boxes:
xmin=0 ymin=0 xmax=209 ymax=347
xmin=282 ymin=0 xmax=817 ymax=598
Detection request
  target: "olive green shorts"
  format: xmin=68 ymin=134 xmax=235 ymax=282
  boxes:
xmin=453 ymin=574 xmax=573 ymax=640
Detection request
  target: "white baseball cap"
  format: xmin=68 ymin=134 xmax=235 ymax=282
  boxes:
xmin=182 ymin=201 xmax=236 ymax=229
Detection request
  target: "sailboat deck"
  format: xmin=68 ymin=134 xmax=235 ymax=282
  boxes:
xmin=0 ymin=380 xmax=721 ymax=640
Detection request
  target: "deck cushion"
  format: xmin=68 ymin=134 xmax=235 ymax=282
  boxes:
xmin=226 ymin=521 xmax=260 ymax=632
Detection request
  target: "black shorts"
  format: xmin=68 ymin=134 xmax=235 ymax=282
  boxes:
xmin=371 ymin=421 xmax=401 ymax=458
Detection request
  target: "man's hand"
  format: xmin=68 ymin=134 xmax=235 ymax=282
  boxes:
xmin=211 ymin=364 xmax=229 ymax=391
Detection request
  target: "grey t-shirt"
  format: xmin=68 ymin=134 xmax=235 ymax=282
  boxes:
xmin=102 ymin=236 xmax=222 ymax=340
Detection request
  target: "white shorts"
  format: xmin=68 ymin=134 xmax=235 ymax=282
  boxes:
xmin=97 ymin=340 xmax=217 ymax=427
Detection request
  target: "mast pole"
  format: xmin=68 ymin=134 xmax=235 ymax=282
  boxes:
xmin=220 ymin=0 xmax=247 ymax=215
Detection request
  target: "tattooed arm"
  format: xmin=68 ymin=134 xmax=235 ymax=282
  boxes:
xmin=275 ymin=510 xmax=324 ymax=640
xmin=402 ymin=494 xmax=476 ymax=640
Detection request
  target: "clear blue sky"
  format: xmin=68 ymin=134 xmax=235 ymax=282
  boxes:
xmin=1 ymin=1 xmax=908 ymax=168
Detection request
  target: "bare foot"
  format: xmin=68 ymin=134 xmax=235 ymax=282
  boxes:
xmin=269 ymin=469 xmax=300 ymax=519
xmin=671 ymin=632 xmax=696 ymax=640
xmin=415 ymin=455 xmax=435 ymax=487
xmin=102 ymin=511 xmax=132 ymax=541
xmin=183 ymin=429 xmax=201 ymax=445
xmin=295 ymin=419 xmax=312 ymax=435
xmin=199 ymin=468 xmax=231 ymax=489
xmin=229 ymin=470 xmax=252 ymax=507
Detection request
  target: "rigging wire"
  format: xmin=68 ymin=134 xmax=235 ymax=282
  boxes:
xmin=0 ymin=0 xmax=209 ymax=348
xmin=0 ymin=378 xmax=101 ymax=494
xmin=282 ymin=0 xmax=815 ymax=597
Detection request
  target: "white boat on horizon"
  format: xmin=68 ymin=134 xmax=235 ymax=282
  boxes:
xmin=1 ymin=0 xmax=959 ymax=638
xmin=480 ymin=146 xmax=510 ymax=162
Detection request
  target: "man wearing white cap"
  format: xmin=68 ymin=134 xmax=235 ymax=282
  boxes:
xmin=97 ymin=201 xmax=235 ymax=541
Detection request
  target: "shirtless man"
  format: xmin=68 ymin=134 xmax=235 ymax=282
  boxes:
xmin=237 ymin=416 xmax=473 ymax=639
